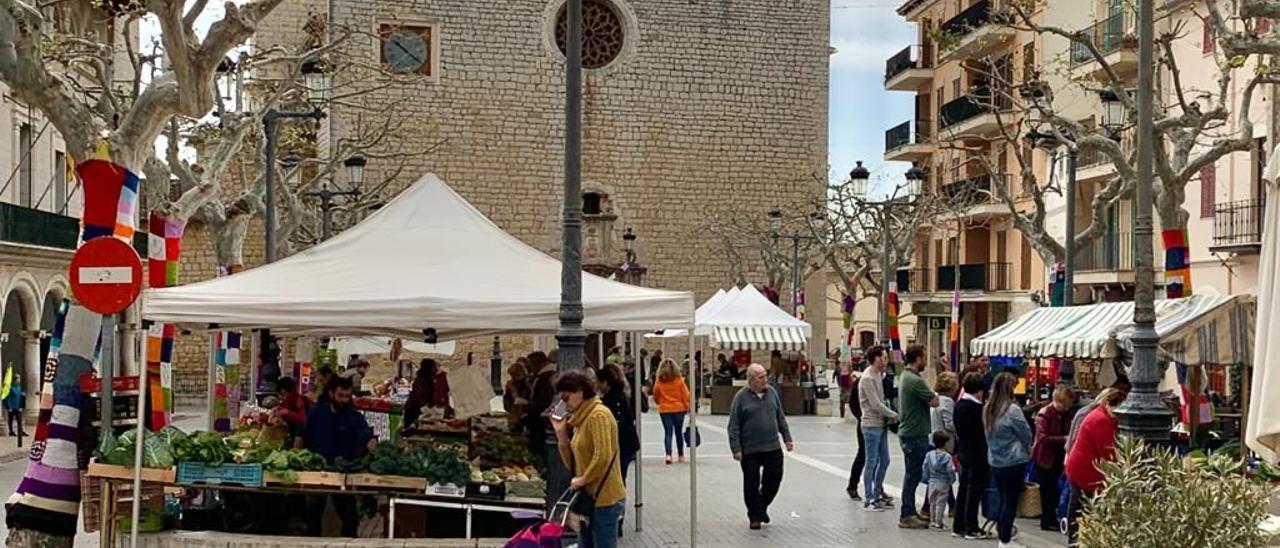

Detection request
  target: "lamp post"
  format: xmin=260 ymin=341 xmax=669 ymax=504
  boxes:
xmin=848 ymin=161 xmax=923 ymax=346
xmin=304 ymin=153 xmax=366 ymax=241
xmin=1115 ymin=0 xmax=1173 ymax=443
xmin=1022 ymin=81 xmax=1078 ymax=309
xmin=262 ymin=59 xmax=330 ymax=263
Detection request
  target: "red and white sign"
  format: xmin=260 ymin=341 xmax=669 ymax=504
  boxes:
xmin=70 ymin=237 xmax=143 ymax=315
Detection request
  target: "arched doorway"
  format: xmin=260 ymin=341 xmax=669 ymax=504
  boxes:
xmin=39 ymin=288 xmax=64 ymax=398
xmin=1 ymin=282 xmax=40 ymax=419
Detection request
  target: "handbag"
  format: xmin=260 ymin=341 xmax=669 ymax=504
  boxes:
xmin=568 ymin=451 xmax=618 ymax=522
xmin=1017 ymin=482 xmax=1042 ymax=518
xmin=684 ymin=425 xmax=702 ymax=448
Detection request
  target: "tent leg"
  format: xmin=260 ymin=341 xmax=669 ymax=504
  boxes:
xmin=687 ymin=330 xmax=697 ymax=548
xmin=631 ymin=331 xmax=643 ymax=533
xmin=129 ymin=342 xmax=149 ymax=548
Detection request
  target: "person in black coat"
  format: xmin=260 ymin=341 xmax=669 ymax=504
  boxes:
xmin=598 ymin=363 xmax=641 ymax=482
xmin=952 ymin=372 xmax=990 ymax=540
xmin=844 ymin=368 xmax=867 ymax=500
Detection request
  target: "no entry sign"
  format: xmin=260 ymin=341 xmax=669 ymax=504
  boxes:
xmin=70 ymin=237 xmax=143 ymax=315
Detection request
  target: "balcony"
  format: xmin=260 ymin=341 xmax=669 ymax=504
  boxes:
xmin=885 ymin=45 xmax=934 ymax=91
xmin=1075 ymin=133 xmax=1133 ymax=183
xmin=937 ymin=86 xmax=1012 ymax=138
xmin=1210 ymin=199 xmax=1264 ymax=254
xmin=897 ymin=268 xmax=931 ymax=294
xmin=1069 ymin=11 xmax=1138 ymax=80
xmin=1075 ymin=231 xmax=1135 ymax=285
xmin=0 ymin=202 xmax=78 ymax=251
xmin=884 ymin=119 xmax=935 ymax=162
xmin=938 ymin=173 xmax=1011 ymax=218
xmin=936 ymin=262 xmax=1013 ymax=292
xmin=937 ymin=0 xmax=1016 ymax=63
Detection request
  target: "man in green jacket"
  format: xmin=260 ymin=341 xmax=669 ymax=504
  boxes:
xmin=897 ymin=344 xmax=939 ymax=529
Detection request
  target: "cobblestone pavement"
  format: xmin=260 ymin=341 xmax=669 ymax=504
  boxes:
xmin=620 ymin=408 xmax=1064 ymax=548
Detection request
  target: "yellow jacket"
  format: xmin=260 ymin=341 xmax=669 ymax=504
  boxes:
xmin=558 ymin=397 xmax=625 ymax=508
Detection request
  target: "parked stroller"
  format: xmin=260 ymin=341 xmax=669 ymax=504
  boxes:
xmin=504 ymin=489 xmax=576 ymax=548
xmin=980 ymin=478 xmax=1020 ymax=539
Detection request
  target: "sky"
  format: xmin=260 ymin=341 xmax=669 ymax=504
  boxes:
xmin=828 ymin=0 xmax=917 ymax=194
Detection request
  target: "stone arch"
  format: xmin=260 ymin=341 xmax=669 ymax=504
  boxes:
xmin=2 ymin=273 xmax=42 ymax=418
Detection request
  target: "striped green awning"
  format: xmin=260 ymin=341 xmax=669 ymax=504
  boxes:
xmin=969 ymin=306 xmax=1090 ymax=358
xmin=711 ymin=325 xmax=807 ymax=351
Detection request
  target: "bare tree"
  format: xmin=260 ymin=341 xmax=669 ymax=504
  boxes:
xmin=704 ymin=198 xmax=828 ymax=304
xmin=932 ymin=0 xmax=1276 ymax=294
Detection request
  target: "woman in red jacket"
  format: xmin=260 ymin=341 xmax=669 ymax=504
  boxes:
xmin=1031 ymin=386 xmax=1074 ymax=531
xmin=1063 ymin=387 xmax=1126 ymax=546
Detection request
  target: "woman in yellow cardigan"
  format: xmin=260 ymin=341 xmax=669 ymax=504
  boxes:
xmin=552 ymin=370 xmax=625 ymax=548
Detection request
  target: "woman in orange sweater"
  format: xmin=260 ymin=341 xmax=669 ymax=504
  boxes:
xmin=653 ymin=359 xmax=692 ymax=464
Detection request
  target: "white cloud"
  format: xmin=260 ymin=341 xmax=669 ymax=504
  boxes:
xmin=829 ymin=1 xmax=916 ymax=72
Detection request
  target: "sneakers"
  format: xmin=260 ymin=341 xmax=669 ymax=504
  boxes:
xmin=863 ymin=501 xmax=885 ymax=512
xmin=930 ymin=522 xmax=947 ymax=530
xmin=879 ymin=496 xmax=895 ymax=509
xmin=964 ymin=530 xmax=993 ymax=541
xmin=898 ymin=516 xmax=929 ymax=529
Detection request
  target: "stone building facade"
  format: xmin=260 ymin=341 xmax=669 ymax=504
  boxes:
xmin=166 ymin=0 xmax=832 ymax=398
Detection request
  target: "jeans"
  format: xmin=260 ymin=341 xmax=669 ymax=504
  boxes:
xmin=861 ymin=426 xmax=890 ymax=502
xmin=899 ymin=435 xmax=930 ymax=519
xmin=305 ymin=494 xmax=358 ymax=537
xmin=953 ymin=460 xmax=988 ymax=536
xmin=845 ymin=421 xmax=866 ymax=493
xmin=579 ymin=501 xmax=624 ymax=548
xmin=1037 ymin=463 xmax=1063 ymax=530
xmin=992 ymin=464 xmax=1026 ymax=543
xmin=660 ymin=412 xmax=686 ymax=457
xmin=740 ymin=449 xmax=784 ymax=522
xmin=927 ymin=480 xmax=952 ymax=528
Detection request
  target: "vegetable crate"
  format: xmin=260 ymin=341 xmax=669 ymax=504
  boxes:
xmin=176 ymin=462 xmax=264 ymax=487
xmin=264 ymin=471 xmax=346 ymax=488
xmin=345 ymin=473 xmax=427 ymax=491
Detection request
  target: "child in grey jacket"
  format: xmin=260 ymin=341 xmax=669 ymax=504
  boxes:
xmin=921 ymin=431 xmax=956 ymax=530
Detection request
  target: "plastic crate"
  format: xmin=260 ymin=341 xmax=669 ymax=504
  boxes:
xmin=176 ymin=462 xmax=263 ymax=487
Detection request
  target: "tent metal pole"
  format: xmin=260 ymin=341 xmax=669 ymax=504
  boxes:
xmin=687 ymin=329 xmax=697 ymax=548
xmin=207 ymin=332 xmax=217 ymax=431
xmin=598 ymin=334 xmax=604 ymax=369
xmin=631 ymin=331 xmax=643 ymax=532
xmin=129 ymin=338 xmax=149 ymax=548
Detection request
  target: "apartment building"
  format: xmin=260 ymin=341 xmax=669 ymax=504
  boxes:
xmin=1041 ymin=0 xmax=1270 ymax=303
xmin=874 ymin=0 xmax=1050 ymax=362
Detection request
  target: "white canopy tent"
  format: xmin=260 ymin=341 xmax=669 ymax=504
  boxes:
xmin=327 ymin=336 xmax=457 ymax=357
xmin=139 ymin=173 xmax=700 ymax=543
xmin=700 ymin=284 xmax=812 ymax=351
xmin=1248 ymin=145 xmax=1280 ymax=462
xmin=143 ymin=174 xmax=694 ymax=337
xmin=643 ymin=286 xmax=740 ymax=340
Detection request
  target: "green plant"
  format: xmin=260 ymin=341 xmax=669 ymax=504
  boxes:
xmin=1079 ymin=436 xmax=1270 ymax=548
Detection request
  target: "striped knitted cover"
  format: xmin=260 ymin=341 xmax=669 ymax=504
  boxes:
xmin=1163 ymin=228 xmax=1192 ymax=298
xmin=794 ymin=289 xmax=806 ymax=321
xmin=840 ymin=292 xmax=855 ymax=364
xmin=7 ymin=158 xmax=138 ymax=536
xmin=949 ymin=285 xmax=961 ymax=371
xmin=144 ymin=213 xmax=186 ymax=430
xmin=887 ymin=281 xmax=903 ymax=367
xmin=212 ymin=330 xmax=241 ymax=433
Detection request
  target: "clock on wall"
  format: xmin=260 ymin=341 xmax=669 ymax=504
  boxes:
xmin=379 ymin=24 xmax=432 ymax=75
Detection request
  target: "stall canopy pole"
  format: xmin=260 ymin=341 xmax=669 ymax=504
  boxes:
xmin=206 ymin=331 xmax=217 ymax=431
xmin=631 ymin=331 xmax=643 ymax=532
xmin=598 ymin=334 xmax=605 ymax=369
xmin=129 ymin=338 xmax=149 ymax=548
xmin=687 ymin=329 xmax=697 ymax=548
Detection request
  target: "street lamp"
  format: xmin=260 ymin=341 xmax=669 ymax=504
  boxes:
xmin=300 ymin=59 xmax=330 ymax=106
xmin=848 ymin=161 xmax=920 ymax=347
xmin=1021 ymin=79 xmax=1079 ymax=311
xmin=904 ymin=162 xmax=926 ymax=198
xmin=1114 ymin=0 xmax=1174 ymax=443
xmin=1099 ymin=89 xmax=1124 ymax=137
xmin=305 ymin=153 xmax=367 ymax=241
xmin=849 ymin=160 xmax=871 ymax=198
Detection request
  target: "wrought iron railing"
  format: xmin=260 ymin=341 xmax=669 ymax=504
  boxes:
xmin=885 ymin=119 xmax=934 ymax=152
xmin=939 ymin=173 xmax=1009 ymax=204
xmin=1070 ymin=11 xmax=1135 ymax=66
xmin=939 ymin=86 xmax=1011 ymax=129
xmin=1076 ymin=231 xmax=1133 ymax=272
xmin=0 ymin=202 xmax=78 ymax=250
xmin=940 ymin=0 xmax=1007 ymax=40
xmin=936 ymin=262 xmax=1012 ymax=292
xmin=897 ymin=268 xmax=931 ymax=293
xmin=1212 ymin=199 xmax=1265 ymax=249
xmin=885 ymin=44 xmax=934 ymax=83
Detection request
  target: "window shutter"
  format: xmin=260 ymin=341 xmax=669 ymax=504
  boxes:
xmin=1200 ymin=164 xmax=1216 ymax=218
xmin=1258 ymin=17 xmax=1272 ymax=35
xmin=1203 ymin=18 xmax=1215 ymax=54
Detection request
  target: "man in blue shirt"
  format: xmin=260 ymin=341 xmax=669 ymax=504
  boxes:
xmin=296 ymin=376 xmax=376 ymax=536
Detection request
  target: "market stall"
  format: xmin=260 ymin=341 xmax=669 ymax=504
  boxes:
xmin=1248 ymin=144 xmax=1280 ymax=462
xmin=697 ymin=285 xmax=812 ymax=414
xmin=102 ymin=174 xmax=699 ymax=545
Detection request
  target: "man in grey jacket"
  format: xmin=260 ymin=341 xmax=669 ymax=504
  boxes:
xmin=728 ymin=363 xmax=794 ymax=530
xmin=858 ymin=346 xmax=898 ymax=511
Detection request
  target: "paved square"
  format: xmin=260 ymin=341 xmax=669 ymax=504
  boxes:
xmin=621 ymin=408 xmax=1063 ymax=548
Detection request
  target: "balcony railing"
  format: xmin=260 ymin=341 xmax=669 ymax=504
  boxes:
xmin=885 ymin=45 xmax=933 ymax=83
xmin=939 ymin=0 xmax=1008 ymax=41
xmin=0 ymin=202 xmax=78 ymax=250
xmin=897 ymin=268 xmax=931 ymax=293
xmin=939 ymin=86 xmax=1011 ymax=130
xmin=939 ymin=173 xmax=1008 ymax=204
xmin=1070 ymin=11 xmax=1135 ymax=66
xmin=885 ymin=119 xmax=934 ymax=152
xmin=936 ymin=262 xmax=1012 ymax=292
xmin=1076 ymin=231 xmax=1133 ymax=272
xmin=1212 ymin=199 xmax=1264 ymax=250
